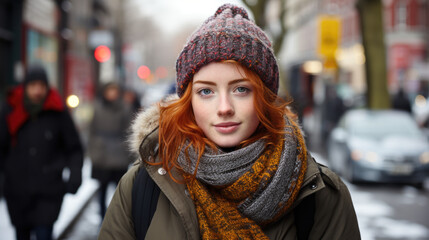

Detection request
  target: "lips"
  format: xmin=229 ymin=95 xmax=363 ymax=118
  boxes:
xmin=214 ymin=122 xmax=240 ymax=134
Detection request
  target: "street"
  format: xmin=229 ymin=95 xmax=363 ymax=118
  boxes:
xmin=61 ymin=153 xmax=429 ymax=240
xmin=349 ymin=180 xmax=429 ymax=239
xmin=60 ymin=194 xmax=101 ymax=240
xmin=60 ymin=184 xmax=116 ymax=240
xmin=318 ymin=152 xmax=429 ymax=240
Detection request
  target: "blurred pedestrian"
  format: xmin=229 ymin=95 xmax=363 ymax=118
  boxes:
xmin=322 ymin=84 xmax=346 ymax=145
xmin=99 ymin=4 xmax=360 ymax=240
xmin=392 ymin=88 xmax=412 ymax=113
xmin=88 ymin=82 xmax=133 ymax=220
xmin=123 ymin=88 xmax=142 ymax=113
xmin=0 ymin=64 xmax=83 ymax=240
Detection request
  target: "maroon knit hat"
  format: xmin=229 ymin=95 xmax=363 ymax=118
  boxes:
xmin=175 ymin=3 xmax=279 ymax=97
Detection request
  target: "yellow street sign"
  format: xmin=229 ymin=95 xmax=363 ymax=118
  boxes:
xmin=318 ymin=15 xmax=341 ymax=58
xmin=323 ymin=57 xmax=338 ymax=69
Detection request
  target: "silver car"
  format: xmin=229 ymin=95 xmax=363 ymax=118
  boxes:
xmin=327 ymin=109 xmax=429 ymax=188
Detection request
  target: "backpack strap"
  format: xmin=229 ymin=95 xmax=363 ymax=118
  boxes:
xmin=294 ymin=159 xmax=320 ymax=240
xmin=294 ymin=193 xmax=316 ymax=240
xmin=132 ymin=166 xmax=161 ymax=240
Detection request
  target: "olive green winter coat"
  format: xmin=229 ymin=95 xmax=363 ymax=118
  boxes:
xmin=98 ymin=100 xmax=361 ymax=240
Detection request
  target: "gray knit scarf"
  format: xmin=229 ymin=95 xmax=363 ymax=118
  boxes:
xmin=178 ymin=120 xmax=303 ymax=224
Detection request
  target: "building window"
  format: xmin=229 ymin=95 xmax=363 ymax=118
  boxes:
xmin=395 ymin=0 xmax=408 ymax=29
xmin=384 ymin=4 xmax=391 ymax=30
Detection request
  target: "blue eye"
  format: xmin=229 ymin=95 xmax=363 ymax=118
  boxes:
xmin=236 ymin=87 xmax=249 ymax=93
xmin=199 ymin=89 xmax=213 ymax=96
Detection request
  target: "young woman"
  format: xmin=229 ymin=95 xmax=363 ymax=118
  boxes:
xmin=98 ymin=4 xmax=360 ymax=240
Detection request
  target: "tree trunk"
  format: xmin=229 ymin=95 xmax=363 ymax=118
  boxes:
xmin=242 ymin=0 xmax=286 ymax=56
xmin=356 ymin=0 xmax=391 ymax=109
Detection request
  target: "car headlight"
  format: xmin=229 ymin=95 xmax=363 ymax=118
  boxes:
xmin=351 ymin=150 xmax=362 ymax=161
xmin=365 ymin=151 xmax=380 ymax=163
xmin=351 ymin=150 xmax=380 ymax=163
xmin=420 ymin=152 xmax=429 ymax=164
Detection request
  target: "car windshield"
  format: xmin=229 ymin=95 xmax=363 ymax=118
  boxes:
xmin=347 ymin=112 xmax=422 ymax=140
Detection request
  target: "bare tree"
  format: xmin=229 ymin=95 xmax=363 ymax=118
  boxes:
xmin=241 ymin=0 xmax=287 ymax=55
xmin=356 ymin=0 xmax=390 ymax=109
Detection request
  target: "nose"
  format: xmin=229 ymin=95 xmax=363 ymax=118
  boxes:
xmin=217 ymin=94 xmax=234 ymax=117
xmin=34 ymin=85 xmax=45 ymax=94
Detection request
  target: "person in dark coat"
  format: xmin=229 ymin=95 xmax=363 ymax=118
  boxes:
xmin=88 ymin=82 xmax=133 ymax=220
xmin=392 ymin=88 xmax=412 ymax=113
xmin=0 ymin=64 xmax=84 ymax=240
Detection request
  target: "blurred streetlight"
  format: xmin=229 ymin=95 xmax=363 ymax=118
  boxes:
xmin=303 ymin=61 xmax=323 ymax=74
xmin=415 ymin=95 xmax=426 ymax=108
xmin=67 ymin=95 xmax=80 ymax=108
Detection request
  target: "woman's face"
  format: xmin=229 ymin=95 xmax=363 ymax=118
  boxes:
xmin=191 ymin=62 xmax=260 ymax=148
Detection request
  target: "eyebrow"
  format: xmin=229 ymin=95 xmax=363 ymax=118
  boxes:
xmin=193 ymin=78 xmax=249 ymax=86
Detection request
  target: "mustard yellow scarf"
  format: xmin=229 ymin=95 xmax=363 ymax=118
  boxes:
xmin=181 ymin=117 xmax=308 ymax=239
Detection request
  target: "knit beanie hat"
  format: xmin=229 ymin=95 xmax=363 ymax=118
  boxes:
xmin=176 ymin=3 xmax=279 ymax=97
xmin=24 ymin=64 xmax=49 ymax=87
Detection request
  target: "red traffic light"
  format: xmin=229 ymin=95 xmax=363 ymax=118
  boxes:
xmin=94 ymin=45 xmax=111 ymax=62
xmin=137 ymin=65 xmax=151 ymax=80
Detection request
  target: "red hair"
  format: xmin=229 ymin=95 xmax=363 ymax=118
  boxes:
xmin=156 ymin=61 xmax=296 ymax=182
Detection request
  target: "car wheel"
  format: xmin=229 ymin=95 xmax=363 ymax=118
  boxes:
xmin=413 ymin=182 xmax=424 ymax=190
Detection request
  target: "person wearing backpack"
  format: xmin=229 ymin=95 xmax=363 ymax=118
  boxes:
xmin=98 ymin=4 xmax=361 ymax=240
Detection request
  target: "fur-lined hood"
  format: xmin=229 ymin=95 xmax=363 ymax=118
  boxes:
xmin=128 ymin=94 xmax=178 ymax=156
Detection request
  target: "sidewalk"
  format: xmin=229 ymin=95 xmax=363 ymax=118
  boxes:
xmin=0 ymin=158 xmax=99 ymax=240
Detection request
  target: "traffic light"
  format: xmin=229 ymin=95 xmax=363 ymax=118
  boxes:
xmin=94 ymin=45 xmax=111 ymax=62
xmin=137 ymin=65 xmax=151 ymax=80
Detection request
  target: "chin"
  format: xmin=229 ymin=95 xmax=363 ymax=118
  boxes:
xmin=30 ymin=99 xmax=44 ymax=104
xmin=214 ymin=139 xmax=242 ymax=148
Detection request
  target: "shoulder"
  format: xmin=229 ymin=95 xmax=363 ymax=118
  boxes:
xmin=118 ymin=164 xmax=141 ymax=191
xmin=0 ymin=101 xmax=12 ymax=116
xmin=309 ymin=158 xmax=352 ymax=202
xmin=312 ymin=168 xmax=361 ymax=238
xmin=313 ymin=161 xmax=359 ymax=225
xmin=318 ymin=163 xmax=343 ymax=191
xmin=303 ymin=156 xmax=355 ymax=214
xmin=304 ymin=153 xmax=345 ymax=191
xmin=93 ymin=99 xmax=103 ymax=109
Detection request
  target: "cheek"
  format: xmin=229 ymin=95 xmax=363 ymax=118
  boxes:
xmin=247 ymin=108 xmax=260 ymax=127
xmin=241 ymin=98 xmax=257 ymax=116
xmin=191 ymin=99 xmax=209 ymax=127
xmin=242 ymin=100 xmax=260 ymax=128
